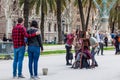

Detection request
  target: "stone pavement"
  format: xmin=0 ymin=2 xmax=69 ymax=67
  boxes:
xmin=0 ymin=50 xmax=120 ymax=80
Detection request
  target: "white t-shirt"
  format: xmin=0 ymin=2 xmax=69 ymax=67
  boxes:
xmin=90 ymin=37 xmax=98 ymax=46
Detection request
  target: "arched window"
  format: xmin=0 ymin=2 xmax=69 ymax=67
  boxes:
xmin=48 ymin=23 xmax=51 ymax=32
xmin=66 ymin=24 xmax=68 ymax=32
xmin=54 ymin=24 xmax=56 ymax=32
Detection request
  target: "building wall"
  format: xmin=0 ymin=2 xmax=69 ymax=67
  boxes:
xmin=0 ymin=0 xmax=20 ymax=40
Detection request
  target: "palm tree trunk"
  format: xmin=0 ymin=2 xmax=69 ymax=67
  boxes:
xmin=24 ymin=0 xmax=29 ymax=29
xmin=118 ymin=12 xmax=120 ymax=29
xmin=112 ymin=21 xmax=115 ymax=33
xmin=40 ymin=4 xmax=45 ymax=41
xmin=56 ymin=0 xmax=62 ymax=44
xmin=78 ymin=0 xmax=85 ymax=31
xmin=109 ymin=15 xmax=113 ymax=32
xmin=112 ymin=10 xmax=117 ymax=33
xmin=85 ymin=0 xmax=92 ymax=31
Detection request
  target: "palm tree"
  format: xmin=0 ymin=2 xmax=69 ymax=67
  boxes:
xmin=109 ymin=4 xmax=118 ymax=33
xmin=75 ymin=0 xmax=93 ymax=31
xmin=110 ymin=0 xmax=120 ymax=32
xmin=77 ymin=0 xmax=85 ymax=31
xmin=56 ymin=0 xmax=62 ymax=44
xmin=19 ymin=0 xmax=50 ymax=41
xmin=35 ymin=0 xmax=48 ymax=41
xmin=19 ymin=0 xmax=29 ymax=29
xmin=55 ymin=0 xmax=70 ymax=44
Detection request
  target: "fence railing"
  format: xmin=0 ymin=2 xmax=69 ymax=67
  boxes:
xmin=0 ymin=42 xmax=13 ymax=59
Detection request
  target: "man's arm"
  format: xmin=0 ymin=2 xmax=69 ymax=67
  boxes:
xmin=22 ymin=27 xmax=40 ymax=38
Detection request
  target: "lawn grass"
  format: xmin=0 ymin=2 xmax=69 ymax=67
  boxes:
xmin=24 ymin=50 xmax=67 ymax=56
xmin=43 ymin=43 xmax=63 ymax=46
xmin=0 ymin=46 xmax=115 ymax=59
xmin=103 ymin=46 xmax=114 ymax=50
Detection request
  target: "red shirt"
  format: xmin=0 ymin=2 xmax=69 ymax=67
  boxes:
xmin=12 ymin=24 xmax=36 ymax=48
xmin=66 ymin=33 xmax=74 ymax=46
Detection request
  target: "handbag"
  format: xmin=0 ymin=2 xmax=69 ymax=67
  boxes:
xmin=69 ymin=52 xmax=73 ymax=60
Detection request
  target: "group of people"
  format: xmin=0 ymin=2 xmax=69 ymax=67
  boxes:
xmin=11 ymin=17 xmax=119 ymax=79
xmin=65 ymin=29 xmax=109 ymax=69
xmin=12 ymin=18 xmax=43 ymax=79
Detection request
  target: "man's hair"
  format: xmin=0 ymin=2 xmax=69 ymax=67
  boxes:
xmin=17 ymin=18 xmax=23 ymax=23
xmin=31 ymin=20 xmax=38 ymax=28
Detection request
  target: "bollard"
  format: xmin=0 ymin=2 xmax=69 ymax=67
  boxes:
xmin=42 ymin=68 xmax=48 ymax=75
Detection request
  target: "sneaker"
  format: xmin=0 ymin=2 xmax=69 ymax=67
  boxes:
xmin=66 ymin=63 xmax=72 ymax=66
xmin=18 ymin=75 xmax=25 ymax=78
xmin=34 ymin=76 xmax=40 ymax=80
xmin=95 ymin=64 xmax=98 ymax=67
xmin=30 ymin=76 xmax=34 ymax=80
xmin=13 ymin=76 xmax=17 ymax=79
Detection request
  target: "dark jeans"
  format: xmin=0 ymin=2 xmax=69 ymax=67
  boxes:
xmin=105 ymin=42 xmax=108 ymax=47
xmin=65 ymin=45 xmax=72 ymax=64
xmin=13 ymin=46 xmax=25 ymax=77
xmin=97 ymin=42 xmax=104 ymax=55
xmin=115 ymin=44 xmax=119 ymax=54
xmin=28 ymin=46 xmax=40 ymax=77
xmin=91 ymin=48 xmax=98 ymax=66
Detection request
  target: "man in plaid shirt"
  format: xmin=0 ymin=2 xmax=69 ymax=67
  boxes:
xmin=12 ymin=18 xmax=40 ymax=79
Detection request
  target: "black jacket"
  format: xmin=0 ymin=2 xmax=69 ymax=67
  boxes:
xmin=27 ymin=28 xmax=43 ymax=50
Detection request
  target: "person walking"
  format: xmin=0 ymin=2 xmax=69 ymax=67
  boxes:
xmin=89 ymin=34 xmax=99 ymax=68
xmin=114 ymin=34 xmax=119 ymax=55
xmin=97 ymin=32 xmax=104 ymax=55
xmin=65 ymin=29 xmax=75 ymax=65
xmin=27 ymin=20 xmax=43 ymax=79
xmin=104 ymin=36 xmax=108 ymax=48
xmin=12 ymin=18 xmax=40 ymax=79
xmin=2 ymin=33 xmax=7 ymax=41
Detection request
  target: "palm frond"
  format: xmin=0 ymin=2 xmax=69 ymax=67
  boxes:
xmin=19 ymin=0 xmax=24 ymax=7
xmin=36 ymin=0 xmax=41 ymax=15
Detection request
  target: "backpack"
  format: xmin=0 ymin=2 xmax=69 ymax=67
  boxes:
xmin=118 ymin=36 xmax=120 ymax=42
xmin=68 ymin=52 xmax=73 ymax=60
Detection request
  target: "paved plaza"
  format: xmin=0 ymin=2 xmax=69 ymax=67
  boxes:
xmin=0 ymin=50 xmax=120 ymax=80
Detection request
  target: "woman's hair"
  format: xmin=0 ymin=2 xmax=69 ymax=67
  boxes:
xmin=31 ymin=20 xmax=38 ymax=28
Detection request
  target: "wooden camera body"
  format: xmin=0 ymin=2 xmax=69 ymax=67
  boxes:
xmin=79 ymin=31 xmax=90 ymax=50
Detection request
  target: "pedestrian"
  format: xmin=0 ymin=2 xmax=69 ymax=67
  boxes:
xmin=12 ymin=18 xmax=40 ymax=79
xmin=2 ymin=33 xmax=7 ymax=41
xmin=114 ymin=34 xmax=119 ymax=55
xmin=65 ymin=29 xmax=75 ymax=65
xmin=104 ymin=36 xmax=108 ymax=48
xmin=97 ymin=32 xmax=104 ymax=55
xmin=27 ymin=20 xmax=43 ymax=79
xmin=89 ymin=34 xmax=99 ymax=68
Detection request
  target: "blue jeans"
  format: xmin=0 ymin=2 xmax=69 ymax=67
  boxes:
xmin=13 ymin=46 xmax=25 ymax=77
xmin=28 ymin=46 xmax=40 ymax=76
xmin=91 ymin=48 xmax=98 ymax=66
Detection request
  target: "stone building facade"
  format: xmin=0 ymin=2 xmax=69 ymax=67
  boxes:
xmin=0 ymin=0 xmax=95 ymax=43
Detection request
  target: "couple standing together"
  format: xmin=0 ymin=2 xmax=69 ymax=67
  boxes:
xmin=12 ymin=18 xmax=43 ymax=79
